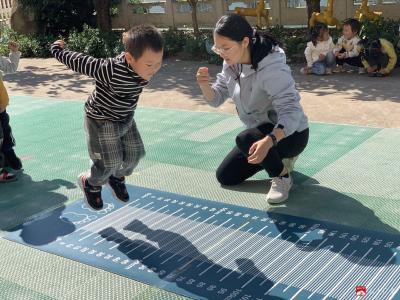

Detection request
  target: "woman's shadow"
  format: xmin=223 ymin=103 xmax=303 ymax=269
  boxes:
xmin=223 ymin=172 xmax=400 ymax=267
xmin=2 ymin=172 xmax=77 ymax=245
xmin=99 ymin=220 xmax=284 ymax=300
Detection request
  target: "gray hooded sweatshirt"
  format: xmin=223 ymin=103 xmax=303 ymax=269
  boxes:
xmin=209 ymin=48 xmax=308 ymax=137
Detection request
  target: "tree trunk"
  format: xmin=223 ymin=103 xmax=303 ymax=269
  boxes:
xmin=306 ymin=0 xmax=321 ymax=22
xmin=94 ymin=0 xmax=112 ymax=33
xmin=188 ymin=0 xmax=199 ymax=36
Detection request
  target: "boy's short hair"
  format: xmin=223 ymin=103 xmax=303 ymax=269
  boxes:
xmin=343 ymin=18 xmax=361 ymax=34
xmin=123 ymin=25 xmax=163 ymax=59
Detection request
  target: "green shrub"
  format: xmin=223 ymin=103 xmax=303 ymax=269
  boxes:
xmin=67 ymin=25 xmax=124 ymax=58
xmin=0 ymin=25 xmax=55 ymax=57
xmin=162 ymin=28 xmax=187 ymax=57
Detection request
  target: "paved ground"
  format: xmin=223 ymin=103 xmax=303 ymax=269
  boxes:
xmin=5 ymin=58 xmax=400 ymax=128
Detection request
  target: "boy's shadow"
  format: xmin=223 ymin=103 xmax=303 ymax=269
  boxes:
xmin=1 ymin=172 xmax=76 ymax=245
xmin=223 ymin=172 xmax=399 ymax=266
xmin=99 ymin=220 xmax=284 ymax=299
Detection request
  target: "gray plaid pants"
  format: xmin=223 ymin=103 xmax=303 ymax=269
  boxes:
xmin=84 ymin=115 xmax=145 ymax=186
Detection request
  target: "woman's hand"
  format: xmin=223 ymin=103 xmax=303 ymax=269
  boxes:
xmin=196 ymin=67 xmax=210 ymax=87
xmin=247 ymin=137 xmax=272 ymax=165
xmin=337 ymin=53 xmax=345 ymax=59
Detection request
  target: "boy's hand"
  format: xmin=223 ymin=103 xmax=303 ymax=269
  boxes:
xmin=8 ymin=41 xmax=19 ymax=52
xmin=196 ymin=67 xmax=210 ymax=87
xmin=54 ymin=40 xmax=66 ymax=49
xmin=319 ymin=53 xmax=326 ymax=61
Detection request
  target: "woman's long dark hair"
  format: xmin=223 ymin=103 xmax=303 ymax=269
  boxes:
xmin=214 ymin=14 xmax=281 ymax=70
xmin=310 ymin=22 xmax=328 ymax=46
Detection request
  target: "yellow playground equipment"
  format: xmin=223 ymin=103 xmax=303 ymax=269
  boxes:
xmin=309 ymin=0 xmax=340 ymax=28
xmin=235 ymin=0 xmax=269 ymax=28
xmin=355 ymin=0 xmax=382 ymax=21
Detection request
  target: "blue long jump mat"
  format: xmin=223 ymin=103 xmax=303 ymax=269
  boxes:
xmin=5 ymin=185 xmax=400 ymax=300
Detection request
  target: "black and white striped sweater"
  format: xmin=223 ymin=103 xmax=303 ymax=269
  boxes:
xmin=51 ymin=43 xmax=148 ymax=121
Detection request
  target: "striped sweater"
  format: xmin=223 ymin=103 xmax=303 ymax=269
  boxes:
xmin=51 ymin=43 xmax=148 ymax=121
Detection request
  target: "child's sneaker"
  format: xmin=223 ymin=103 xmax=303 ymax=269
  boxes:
xmin=0 ymin=169 xmax=17 ymax=183
xmin=108 ymin=175 xmax=129 ymax=202
xmin=267 ymin=175 xmax=293 ymax=204
xmin=325 ymin=68 xmax=332 ymax=75
xmin=300 ymin=67 xmax=310 ymax=75
xmin=358 ymin=67 xmax=366 ymax=74
xmin=4 ymin=150 xmax=22 ymax=170
xmin=78 ymin=173 xmax=103 ymax=210
xmin=333 ymin=66 xmax=345 ymax=73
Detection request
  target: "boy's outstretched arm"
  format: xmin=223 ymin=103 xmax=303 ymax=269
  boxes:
xmin=0 ymin=42 xmax=21 ymax=74
xmin=51 ymin=40 xmax=113 ymax=84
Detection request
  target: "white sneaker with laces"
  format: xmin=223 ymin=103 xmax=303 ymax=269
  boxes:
xmin=267 ymin=175 xmax=293 ymax=204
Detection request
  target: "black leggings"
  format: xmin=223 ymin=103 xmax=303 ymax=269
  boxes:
xmin=216 ymin=123 xmax=309 ymax=186
xmin=336 ymin=48 xmax=363 ymax=67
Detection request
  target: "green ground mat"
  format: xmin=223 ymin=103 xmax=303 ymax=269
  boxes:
xmin=0 ymin=95 xmax=399 ymax=299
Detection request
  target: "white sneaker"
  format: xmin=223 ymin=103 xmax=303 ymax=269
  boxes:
xmin=267 ymin=175 xmax=293 ymax=204
xmin=358 ymin=67 xmax=366 ymax=74
xmin=300 ymin=67 xmax=310 ymax=75
xmin=282 ymin=156 xmax=298 ymax=173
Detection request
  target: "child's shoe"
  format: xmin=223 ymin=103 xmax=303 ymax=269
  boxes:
xmin=4 ymin=149 xmax=22 ymax=170
xmin=333 ymin=65 xmax=345 ymax=73
xmin=325 ymin=68 xmax=333 ymax=75
xmin=358 ymin=67 xmax=366 ymax=74
xmin=78 ymin=173 xmax=103 ymax=210
xmin=300 ymin=67 xmax=310 ymax=75
xmin=0 ymin=168 xmax=17 ymax=183
xmin=108 ymin=175 xmax=129 ymax=202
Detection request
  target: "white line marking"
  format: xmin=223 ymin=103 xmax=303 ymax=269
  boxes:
xmin=78 ymin=202 xmax=153 ymax=242
xmin=322 ymin=248 xmax=375 ymax=300
xmin=263 ymin=238 xmax=328 ymax=295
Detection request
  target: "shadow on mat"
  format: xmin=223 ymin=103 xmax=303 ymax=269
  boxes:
xmin=99 ymin=220 xmax=284 ymax=300
xmin=1 ymin=172 xmax=76 ymax=241
xmin=222 ymin=172 xmax=399 ymax=266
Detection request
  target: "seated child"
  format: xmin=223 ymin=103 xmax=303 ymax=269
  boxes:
xmin=334 ymin=18 xmax=364 ymax=73
xmin=301 ymin=23 xmax=336 ymax=75
xmin=361 ymin=38 xmax=397 ymax=77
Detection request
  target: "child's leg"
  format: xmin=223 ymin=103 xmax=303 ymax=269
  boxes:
xmin=336 ymin=48 xmax=346 ymax=66
xmin=116 ymin=119 xmax=145 ymax=178
xmin=0 ymin=110 xmax=15 ymax=153
xmin=311 ymin=61 xmax=326 ymax=75
xmin=0 ymin=121 xmax=16 ymax=182
xmin=325 ymin=52 xmax=336 ymax=73
xmin=377 ymin=53 xmax=390 ymax=71
xmin=0 ymin=110 xmax=21 ymax=170
xmin=0 ymin=121 xmax=4 ymax=168
xmin=84 ymin=116 xmax=123 ymax=187
xmin=344 ymin=55 xmax=364 ymax=68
